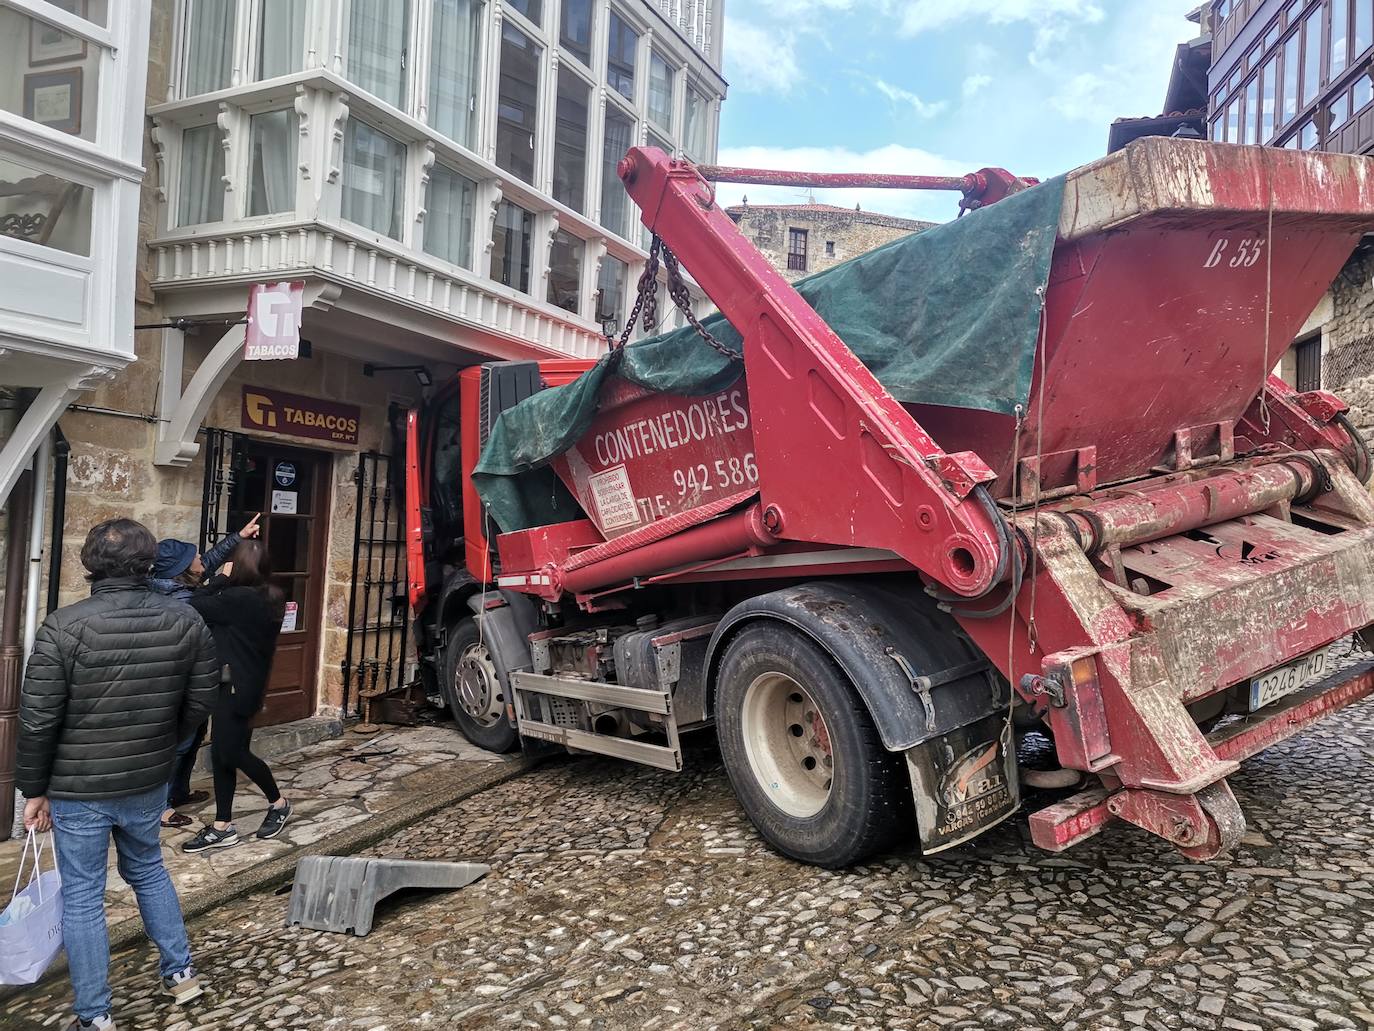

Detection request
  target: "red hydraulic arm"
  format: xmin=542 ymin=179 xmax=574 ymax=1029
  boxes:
xmin=695 ymin=163 xmax=1034 ymax=212
xmin=617 ymin=147 xmax=1013 ymax=598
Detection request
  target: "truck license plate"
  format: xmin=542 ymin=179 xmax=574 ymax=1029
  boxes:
xmin=1249 ymin=646 xmax=1332 ymax=711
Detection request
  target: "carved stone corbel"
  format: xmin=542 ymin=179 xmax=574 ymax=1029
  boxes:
xmin=216 ymin=103 xmax=235 ymax=193
xmin=415 ymin=142 xmax=437 ymax=223
xmin=482 ymin=182 xmax=505 ymax=257
xmin=294 ymin=85 xmax=312 ymax=180
xmin=327 ymin=94 xmax=351 ymax=184
xmin=540 ymin=213 xmax=561 ymax=290
xmin=149 ymin=118 xmax=169 ymax=202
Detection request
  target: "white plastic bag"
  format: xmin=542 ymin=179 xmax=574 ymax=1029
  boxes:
xmin=0 ymin=829 xmax=63 ymax=985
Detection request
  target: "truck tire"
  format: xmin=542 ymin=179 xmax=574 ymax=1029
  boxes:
xmin=441 ymin=618 xmax=518 ymax=753
xmin=715 ymin=622 xmax=911 ymax=868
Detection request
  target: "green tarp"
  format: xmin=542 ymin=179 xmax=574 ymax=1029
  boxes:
xmin=474 ymin=174 xmax=1066 ymax=533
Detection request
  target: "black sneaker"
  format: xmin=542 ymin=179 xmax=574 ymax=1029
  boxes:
xmin=255 ymin=800 xmax=292 ymax=840
xmin=182 ymin=825 xmax=238 ymax=853
xmin=161 ymin=967 xmax=204 ymax=1004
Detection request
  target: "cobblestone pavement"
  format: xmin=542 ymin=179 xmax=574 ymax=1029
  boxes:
xmin=5 ymin=700 xmax=1374 ymax=1031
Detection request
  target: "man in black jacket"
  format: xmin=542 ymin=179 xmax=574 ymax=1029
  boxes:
xmin=18 ymin=519 xmax=220 ymax=1031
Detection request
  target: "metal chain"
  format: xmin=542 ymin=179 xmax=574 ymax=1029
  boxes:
xmin=604 ymin=234 xmax=743 ymax=364
xmin=660 ymin=240 xmax=743 ymax=362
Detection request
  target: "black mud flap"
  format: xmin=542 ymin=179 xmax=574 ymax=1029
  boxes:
xmin=905 ymin=712 xmax=1020 ymax=854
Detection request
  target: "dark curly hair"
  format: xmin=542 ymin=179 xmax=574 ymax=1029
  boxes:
xmin=81 ymin=519 xmax=157 ymax=582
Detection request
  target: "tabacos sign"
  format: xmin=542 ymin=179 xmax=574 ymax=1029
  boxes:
xmin=241 ymin=386 xmax=361 ymax=445
xmin=243 ymin=281 xmax=305 ymax=360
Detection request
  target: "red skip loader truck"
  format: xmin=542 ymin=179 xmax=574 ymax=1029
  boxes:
xmin=404 ymin=137 xmax=1374 ymax=868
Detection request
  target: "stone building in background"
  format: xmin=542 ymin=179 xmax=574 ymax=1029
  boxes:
xmin=726 ymin=202 xmax=933 ymax=282
xmin=1 ymin=0 xmax=728 ymax=748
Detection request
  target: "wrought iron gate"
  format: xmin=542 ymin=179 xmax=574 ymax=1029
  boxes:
xmin=341 ymin=451 xmax=409 ymax=717
xmin=199 ymin=427 xmax=244 ymax=553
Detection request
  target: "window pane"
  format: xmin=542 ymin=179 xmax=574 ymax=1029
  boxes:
xmin=601 ymin=107 xmax=634 ymax=238
xmin=496 ymin=23 xmax=541 ymax=185
xmin=684 ymin=88 xmax=710 ymax=160
xmin=249 ymin=110 xmax=298 ymax=216
xmin=1282 ymin=31 xmax=1300 ymax=122
xmin=1226 ymin=97 xmax=1240 ymax=142
xmin=1333 ymin=0 xmax=1350 ymax=77
xmin=1301 ymin=119 xmax=1318 ymax=147
xmin=184 ymin=0 xmax=236 ymax=95
xmin=1331 ymin=89 xmax=1351 ymax=127
xmin=258 ymin=0 xmax=306 ymax=79
xmin=647 ymin=130 xmax=672 ymax=155
xmin=553 ymin=68 xmax=590 ymax=213
xmin=1302 ymin=9 xmax=1322 ymax=107
xmin=1261 ymin=55 xmax=1277 ymax=141
xmin=0 ymin=7 xmax=101 ymax=142
xmin=424 ymin=164 xmax=475 ymax=269
xmin=0 ymin=155 xmax=92 ymax=256
xmin=548 ymin=230 xmax=582 ymax=314
xmin=507 ymin=0 xmax=542 ymax=24
xmin=561 ymin=0 xmax=592 ymax=66
xmin=649 ymin=52 xmax=674 ymax=130
xmin=608 ymin=11 xmax=638 ymax=101
xmin=1355 ymin=73 xmax=1373 ymax=110
xmin=1244 ymin=76 xmax=1259 ymax=144
xmin=342 ymin=120 xmax=405 ymax=239
xmin=489 ymin=200 xmax=532 ymax=293
xmin=1212 ymin=116 xmax=1225 ymax=141
xmin=178 ymin=124 xmax=224 ymax=225
xmin=348 ymin=0 xmax=410 ymax=109
xmin=428 ymin=0 xmax=482 ymax=148
xmin=596 ymin=254 xmax=628 ymax=329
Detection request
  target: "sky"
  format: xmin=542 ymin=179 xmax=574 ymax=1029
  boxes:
xmin=715 ymin=0 xmax=1203 ymax=223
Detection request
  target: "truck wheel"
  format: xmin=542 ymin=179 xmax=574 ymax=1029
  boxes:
xmin=441 ymin=618 xmax=517 ymax=753
xmin=715 ymin=623 xmax=911 ymax=868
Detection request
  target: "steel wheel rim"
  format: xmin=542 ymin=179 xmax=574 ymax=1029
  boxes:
xmin=455 ymin=642 xmax=503 ymax=727
xmin=740 ymin=672 xmax=834 ymax=818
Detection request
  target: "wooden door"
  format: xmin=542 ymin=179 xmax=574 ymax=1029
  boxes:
xmin=227 ymin=441 xmax=330 ymax=726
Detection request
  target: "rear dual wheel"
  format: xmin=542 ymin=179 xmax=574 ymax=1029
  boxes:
xmin=715 ymin=623 xmax=911 ymax=868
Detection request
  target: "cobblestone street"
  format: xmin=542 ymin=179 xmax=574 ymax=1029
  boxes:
xmin=5 ymin=700 xmax=1374 ymax=1031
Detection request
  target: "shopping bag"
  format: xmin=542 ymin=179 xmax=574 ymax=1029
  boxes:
xmin=0 ymin=829 xmax=64 ymax=985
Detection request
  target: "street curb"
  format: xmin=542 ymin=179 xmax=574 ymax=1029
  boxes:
xmin=3 ymin=753 xmax=538 ymax=997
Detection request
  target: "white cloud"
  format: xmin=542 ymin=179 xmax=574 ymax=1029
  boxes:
xmin=898 ymin=0 xmax=1104 ymax=36
xmin=869 ymin=77 xmax=948 ymax=118
xmin=962 ymin=74 xmax=992 ymax=98
xmin=712 ymin=143 xmax=976 ymax=223
xmin=724 ymin=16 xmax=802 ymax=94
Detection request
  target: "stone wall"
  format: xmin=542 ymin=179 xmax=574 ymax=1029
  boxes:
xmin=726 ymin=205 xmax=933 ymax=281
xmin=1317 ymin=244 xmax=1374 ymax=433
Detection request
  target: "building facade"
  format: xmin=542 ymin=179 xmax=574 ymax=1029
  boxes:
xmin=1208 ymin=0 xmax=1374 ymax=430
xmin=726 ymin=203 xmax=932 ymax=283
xmin=11 ymin=0 xmax=727 ymax=735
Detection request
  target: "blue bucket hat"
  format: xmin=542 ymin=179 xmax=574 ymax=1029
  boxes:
xmin=154 ymin=539 xmax=198 ymax=579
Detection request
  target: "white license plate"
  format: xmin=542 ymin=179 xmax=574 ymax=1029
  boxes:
xmin=1249 ymin=646 xmax=1332 ymax=711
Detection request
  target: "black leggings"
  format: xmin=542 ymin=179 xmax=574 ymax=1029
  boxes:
xmin=211 ymin=702 xmax=281 ymax=823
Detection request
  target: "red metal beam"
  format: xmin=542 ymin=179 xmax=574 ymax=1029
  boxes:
xmin=696 ymin=164 xmax=975 ymax=193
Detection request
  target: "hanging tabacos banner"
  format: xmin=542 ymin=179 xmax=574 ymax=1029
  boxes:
xmin=243 ymin=281 xmax=305 ymax=360
xmin=241 ymin=386 xmax=361 ymax=445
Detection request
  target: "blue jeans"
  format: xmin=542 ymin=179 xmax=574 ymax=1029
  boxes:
xmin=51 ymin=787 xmax=194 ymax=1021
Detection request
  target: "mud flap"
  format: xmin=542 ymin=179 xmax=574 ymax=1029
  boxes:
xmin=905 ymin=712 xmax=1020 ymax=853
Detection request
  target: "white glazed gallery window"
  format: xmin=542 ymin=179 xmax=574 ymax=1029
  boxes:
xmin=257 ymin=0 xmax=306 ymax=79
xmin=560 ymin=0 xmax=592 ymax=67
xmin=183 ymin=0 xmax=236 ymax=96
xmin=648 ymin=51 xmax=675 ymax=132
xmin=489 ymin=199 xmax=532 ymax=293
xmin=0 ymin=154 xmax=93 ymax=256
xmin=0 ymin=4 xmax=103 ymax=143
xmin=600 ymin=105 xmax=634 ymax=239
xmin=553 ymin=66 xmax=590 ymax=213
xmin=178 ymin=123 xmax=225 ymax=225
xmin=423 ymin=163 xmax=476 ymax=269
xmin=596 ymin=252 xmax=628 ymax=332
xmin=495 ymin=21 xmax=540 ymax=185
xmin=683 ymin=87 xmax=710 ymax=161
xmin=248 ymin=109 xmax=298 ymax=216
xmin=547 ymin=229 xmax=583 ymax=314
xmin=341 ymin=119 xmax=405 ymax=239
xmin=506 ymin=0 xmax=542 ymax=27
xmin=427 ymin=0 xmax=481 ymax=149
xmin=607 ymin=10 xmax=638 ymax=102
xmin=348 ymin=0 xmax=410 ymax=109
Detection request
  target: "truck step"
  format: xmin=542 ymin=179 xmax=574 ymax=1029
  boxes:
xmin=511 ymin=671 xmax=682 ymax=772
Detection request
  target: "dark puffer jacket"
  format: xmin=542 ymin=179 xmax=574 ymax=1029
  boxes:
xmin=17 ymin=577 xmax=220 ymax=800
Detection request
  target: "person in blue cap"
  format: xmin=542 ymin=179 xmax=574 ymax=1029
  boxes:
xmin=152 ymin=514 xmax=261 ymax=828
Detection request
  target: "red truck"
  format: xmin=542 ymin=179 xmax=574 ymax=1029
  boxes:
xmin=405 ymin=138 xmax=1374 ymax=868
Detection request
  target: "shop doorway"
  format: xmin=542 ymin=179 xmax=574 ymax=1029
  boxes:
xmin=201 ymin=431 xmax=331 ymax=726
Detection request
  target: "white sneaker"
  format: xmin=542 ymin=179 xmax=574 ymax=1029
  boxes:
xmin=161 ymin=966 xmax=204 ymax=1004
